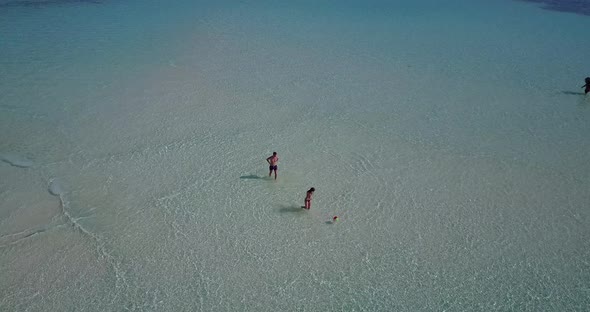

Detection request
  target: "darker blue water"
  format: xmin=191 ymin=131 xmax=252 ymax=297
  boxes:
xmin=519 ymin=0 xmax=590 ymax=16
xmin=0 ymin=0 xmax=101 ymax=8
xmin=4 ymin=0 xmax=590 ymax=17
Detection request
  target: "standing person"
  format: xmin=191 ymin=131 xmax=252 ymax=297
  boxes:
xmin=304 ymin=187 xmax=315 ymax=210
xmin=582 ymin=77 xmax=590 ymax=95
xmin=266 ymin=152 xmax=279 ymax=180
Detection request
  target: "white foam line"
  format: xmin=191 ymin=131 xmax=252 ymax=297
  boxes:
xmin=47 ymin=177 xmax=130 ymax=299
xmin=0 ymin=226 xmax=50 ymax=248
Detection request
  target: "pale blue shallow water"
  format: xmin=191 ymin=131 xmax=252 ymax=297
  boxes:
xmin=1 ymin=1 xmax=589 ymax=311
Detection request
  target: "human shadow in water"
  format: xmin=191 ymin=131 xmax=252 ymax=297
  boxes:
xmin=239 ymin=174 xmax=266 ymax=180
xmin=561 ymin=91 xmax=586 ymax=96
xmin=277 ymin=204 xmax=306 ymax=213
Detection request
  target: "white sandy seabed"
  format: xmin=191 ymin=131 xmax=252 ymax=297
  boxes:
xmin=1 ymin=0 xmax=589 ymax=311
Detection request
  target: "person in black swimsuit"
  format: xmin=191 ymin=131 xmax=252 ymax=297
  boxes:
xmin=303 ymin=187 xmax=315 ymax=210
xmin=582 ymin=77 xmax=590 ymax=95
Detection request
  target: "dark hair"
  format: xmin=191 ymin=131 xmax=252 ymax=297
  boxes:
xmin=273 ymin=152 xmax=277 ymax=155
xmin=308 ymin=187 xmax=315 ymax=192
xmin=586 ymin=77 xmax=590 ymax=84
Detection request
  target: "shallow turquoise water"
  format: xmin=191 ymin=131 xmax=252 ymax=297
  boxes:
xmin=1 ymin=1 xmax=589 ymax=311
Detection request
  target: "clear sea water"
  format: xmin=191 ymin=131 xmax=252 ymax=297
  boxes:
xmin=1 ymin=0 xmax=589 ymax=311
